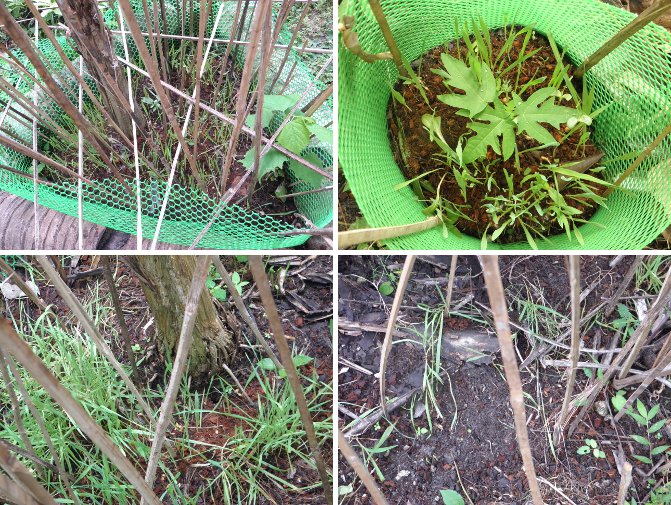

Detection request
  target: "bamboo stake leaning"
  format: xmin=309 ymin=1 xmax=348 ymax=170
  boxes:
xmin=553 ymin=255 xmax=581 ymax=446
xmin=575 ymin=0 xmax=671 ymax=78
xmin=0 ymin=471 xmax=40 ymax=505
xmin=379 ymin=255 xmax=416 ymax=417
xmin=339 ymin=216 xmax=442 ymax=249
xmin=480 ymin=255 xmax=544 ymax=505
xmin=35 ymin=256 xmax=154 ymax=421
xmin=0 ymin=438 xmax=58 ymax=505
xmin=338 ymin=429 xmax=390 ymax=505
xmin=248 ymin=256 xmax=333 ymax=505
xmin=0 ymin=348 xmax=81 ymax=505
xmin=143 ymin=255 xmax=212 ymax=494
xmin=100 ymin=256 xmax=138 ymax=380
xmin=444 ymin=255 xmax=458 ymax=317
xmin=0 ymin=318 xmax=162 ymax=505
xmin=368 ymin=0 xmax=406 ymax=76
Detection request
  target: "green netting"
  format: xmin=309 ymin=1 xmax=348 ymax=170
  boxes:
xmin=0 ymin=0 xmax=332 ymax=249
xmin=339 ymin=0 xmax=671 ymax=250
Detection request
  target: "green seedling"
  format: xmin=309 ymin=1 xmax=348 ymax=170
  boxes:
xmin=359 ymin=423 xmax=397 ymax=481
xmin=577 ymin=438 xmax=605 ymax=459
xmin=441 ymin=489 xmax=465 ymax=505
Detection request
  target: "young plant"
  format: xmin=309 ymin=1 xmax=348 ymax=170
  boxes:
xmin=612 ymin=392 xmax=670 ymax=466
xmin=577 ymin=438 xmax=606 ymax=459
xmin=358 ymin=423 xmax=397 ymax=481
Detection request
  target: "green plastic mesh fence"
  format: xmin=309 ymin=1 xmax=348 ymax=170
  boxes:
xmin=339 ymin=0 xmax=671 ymax=250
xmin=0 ymin=0 xmax=332 ymax=249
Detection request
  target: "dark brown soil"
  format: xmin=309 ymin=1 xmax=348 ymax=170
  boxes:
xmin=387 ymin=29 xmax=605 ymax=244
xmin=338 ymin=255 xmax=671 ymax=504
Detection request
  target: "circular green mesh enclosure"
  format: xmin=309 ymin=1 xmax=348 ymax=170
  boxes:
xmin=0 ymin=0 xmax=332 ymax=249
xmin=339 ymin=0 xmax=671 ymax=250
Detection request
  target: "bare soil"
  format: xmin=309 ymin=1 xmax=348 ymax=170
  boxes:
xmin=338 ymin=255 xmax=671 ymax=504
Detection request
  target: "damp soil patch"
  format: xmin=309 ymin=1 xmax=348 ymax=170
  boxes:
xmin=338 ymin=255 xmax=670 ymax=504
xmin=387 ymin=27 xmax=605 ymax=245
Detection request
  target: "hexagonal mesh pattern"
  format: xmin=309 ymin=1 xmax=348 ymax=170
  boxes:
xmin=339 ymin=0 xmax=671 ymax=250
xmin=0 ymin=0 xmax=332 ymax=249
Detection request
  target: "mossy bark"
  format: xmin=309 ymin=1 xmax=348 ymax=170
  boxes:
xmin=124 ymin=256 xmax=236 ymax=382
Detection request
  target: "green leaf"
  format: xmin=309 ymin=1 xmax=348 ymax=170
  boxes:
xmin=637 ymin=399 xmax=648 ymax=420
xmin=307 ymin=123 xmax=333 ymax=145
xmin=647 ymin=404 xmax=660 ymax=421
xmin=440 ymin=489 xmax=465 ymax=505
xmin=288 ymin=151 xmax=326 ymax=189
xmin=293 ymin=355 xmax=313 ymax=367
xmin=651 ymin=445 xmax=670 ymax=456
xmin=258 ymin=358 xmax=277 ymax=371
xmin=633 ymin=454 xmax=652 ymax=465
xmin=648 ymin=419 xmax=666 ymax=434
xmin=514 ymin=88 xmax=577 ymax=146
xmin=436 ymin=53 xmax=496 ymax=117
xmin=379 ymin=281 xmax=394 ymax=296
xmin=463 ymin=100 xmax=515 ymax=163
xmin=611 ymin=391 xmax=627 ymax=412
xmin=577 ymin=446 xmax=591 ymax=455
xmin=264 ymin=94 xmax=301 ymax=113
xmin=586 ymin=438 xmax=598 ymax=448
xmin=241 ymin=147 xmax=289 ymax=181
xmin=631 ymin=435 xmax=650 ymax=446
xmin=277 ymin=117 xmax=312 ymax=154
xmin=211 ymin=286 xmax=227 ymax=301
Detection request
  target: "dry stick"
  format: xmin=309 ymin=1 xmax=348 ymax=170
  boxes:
xmin=248 ymin=256 xmax=333 ymax=505
xmin=617 ymin=461 xmax=633 ymax=505
xmin=303 ymin=84 xmax=333 ymax=117
xmin=2 ymin=349 xmax=81 ymax=505
xmin=77 ymin=56 xmax=84 ymax=249
xmin=100 ymin=256 xmax=138 ymax=381
xmin=116 ymin=57 xmax=331 ymax=180
xmin=552 ymin=255 xmax=581 ymax=447
xmin=116 ymin=0 xmax=143 ymax=249
xmin=653 ymin=329 xmax=671 ymax=368
xmin=619 ymin=265 xmax=671 ymax=378
xmin=35 ymin=256 xmax=154 ymax=421
xmin=18 ymin=4 xmax=160 ymax=179
xmin=212 ymin=0 xmax=243 ymax=99
xmin=219 ymin=2 xmax=267 ymax=193
xmin=604 ymin=121 xmax=671 ymax=197
xmin=614 ymin=345 xmax=671 ymax=422
xmin=32 ymin=18 xmax=39 ymax=249
xmin=379 ymin=255 xmax=416 ymax=417
xmin=339 ymin=216 xmax=442 ymax=248
xmin=279 ymin=40 xmax=308 ymax=94
xmin=480 ymin=255 xmax=543 ymax=505
xmin=212 ymin=257 xmax=282 ymax=370
xmin=0 ymin=351 xmax=40 ymax=478
xmin=143 ymin=255 xmax=212 ymax=493
xmin=0 ymin=4 xmax=134 ymax=196
xmin=368 ymin=0 xmax=406 ymax=76
xmin=0 ymin=439 xmax=57 ymax=505
xmin=568 ymin=267 xmax=671 ymax=435
xmin=338 ymin=430 xmax=389 ymax=505
xmin=604 ymin=255 xmax=644 ymax=317
xmin=0 ymin=319 xmax=162 ymax=505
xmin=269 ymin=0 xmax=310 ymax=92
xmin=575 ymin=0 xmax=671 ymax=78
xmin=191 ymin=0 xmax=213 ymax=165
xmin=117 ymin=0 xmax=201 ymax=189
xmin=444 ymin=255 xmax=458 ymax=317
xmin=0 ymin=258 xmax=47 ymax=311
xmin=0 ymin=471 xmax=40 ymax=505
xmin=148 ymin=1 xmax=226 ymax=249
xmin=248 ymin=3 xmax=274 ymax=190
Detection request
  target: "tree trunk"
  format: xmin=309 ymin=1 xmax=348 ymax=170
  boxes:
xmin=56 ymin=0 xmax=133 ymax=137
xmin=124 ymin=256 xmax=236 ymax=382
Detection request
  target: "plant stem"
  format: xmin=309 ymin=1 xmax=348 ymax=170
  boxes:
xmin=368 ymin=0 xmax=407 ymax=76
xmin=480 ymin=255 xmax=544 ymax=505
xmin=575 ymin=0 xmax=671 ymax=78
xmin=338 ymin=430 xmax=389 ymax=505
